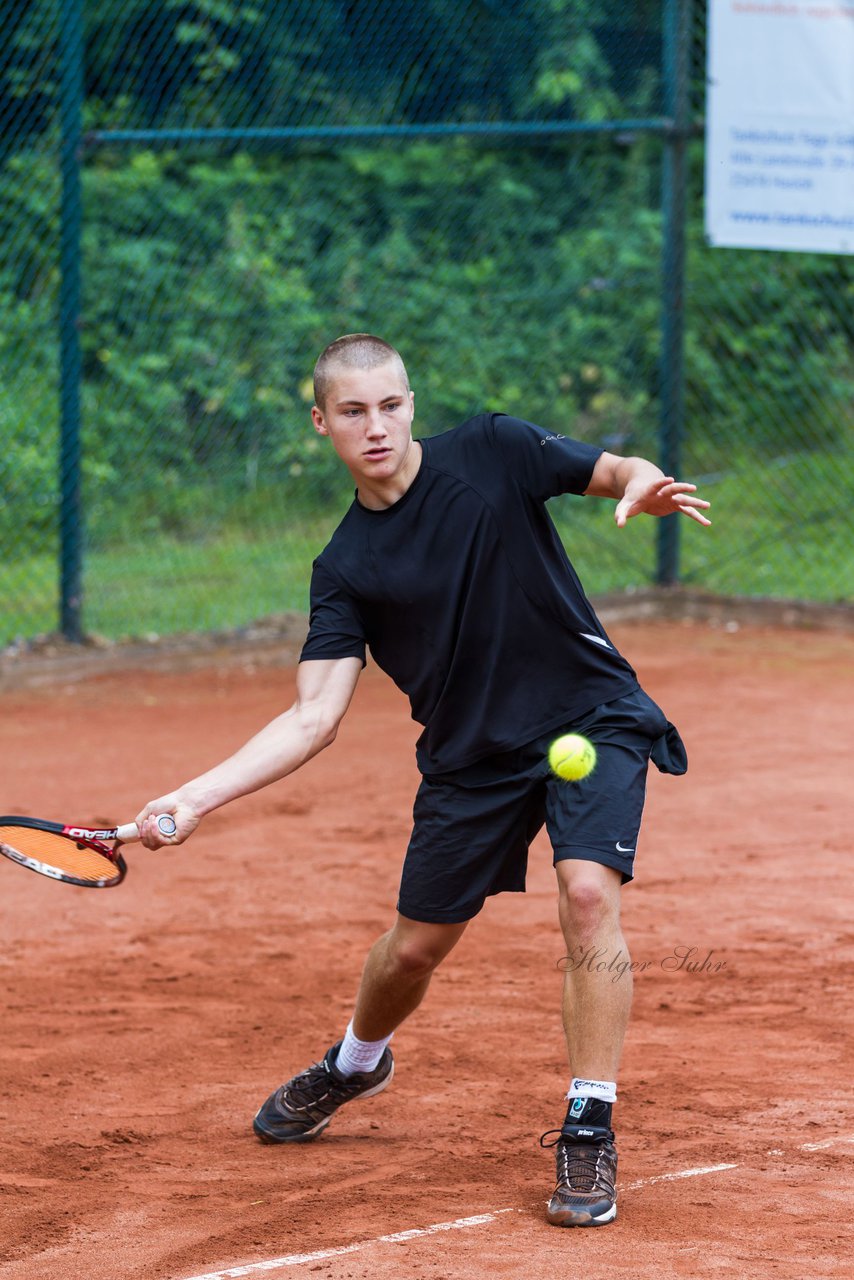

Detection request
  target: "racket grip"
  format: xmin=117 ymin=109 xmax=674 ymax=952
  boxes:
xmin=116 ymin=815 xmax=178 ymax=843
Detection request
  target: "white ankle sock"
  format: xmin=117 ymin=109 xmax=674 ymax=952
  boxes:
xmin=567 ymin=1077 xmax=617 ymax=1103
xmin=335 ymin=1021 xmax=393 ymax=1077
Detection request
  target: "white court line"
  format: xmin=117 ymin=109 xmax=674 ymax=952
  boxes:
xmin=800 ymin=1136 xmax=854 ymax=1152
xmin=179 ymin=1211 xmax=517 ymax=1280
xmin=623 ymin=1162 xmax=737 ymax=1190
xmin=178 ymin=1134 xmax=854 ymax=1280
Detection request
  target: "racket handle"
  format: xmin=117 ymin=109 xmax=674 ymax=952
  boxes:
xmin=115 ymin=815 xmax=178 ymax=843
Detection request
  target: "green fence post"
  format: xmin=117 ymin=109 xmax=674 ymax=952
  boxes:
xmin=58 ymin=0 xmax=84 ymax=640
xmin=657 ymin=0 xmax=693 ymax=586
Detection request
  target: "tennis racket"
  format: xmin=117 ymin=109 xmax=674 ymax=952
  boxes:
xmin=0 ymin=814 xmax=177 ymax=888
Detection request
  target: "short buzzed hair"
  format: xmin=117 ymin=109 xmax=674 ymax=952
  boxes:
xmin=313 ymin=333 xmax=410 ymax=410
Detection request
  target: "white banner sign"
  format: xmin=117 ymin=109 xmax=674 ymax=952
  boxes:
xmin=705 ymin=2 xmax=854 ymax=255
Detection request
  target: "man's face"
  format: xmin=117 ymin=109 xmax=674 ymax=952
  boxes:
xmin=311 ymin=361 xmax=415 ymax=486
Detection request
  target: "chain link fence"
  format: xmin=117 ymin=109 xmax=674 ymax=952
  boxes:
xmin=1 ymin=1 xmax=852 ymax=647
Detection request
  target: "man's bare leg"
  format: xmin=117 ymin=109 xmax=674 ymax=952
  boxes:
xmin=253 ymin=913 xmax=467 ymax=1143
xmin=545 ymin=859 xmax=626 ymax=1228
xmin=556 ymin=861 xmax=631 ymax=1077
xmin=352 ymin=914 xmax=469 ymax=1040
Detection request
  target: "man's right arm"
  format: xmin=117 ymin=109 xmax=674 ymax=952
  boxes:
xmin=135 ymin=656 xmax=363 ymax=848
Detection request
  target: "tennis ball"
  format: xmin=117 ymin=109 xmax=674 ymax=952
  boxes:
xmin=548 ymin=733 xmax=597 ymax=781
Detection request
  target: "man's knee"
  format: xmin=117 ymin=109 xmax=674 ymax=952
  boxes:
xmin=556 ymin=861 xmax=621 ymax=944
xmin=386 ymin=917 xmax=467 ymax=978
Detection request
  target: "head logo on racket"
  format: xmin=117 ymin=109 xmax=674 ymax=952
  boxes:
xmin=0 ymin=814 xmax=177 ymax=888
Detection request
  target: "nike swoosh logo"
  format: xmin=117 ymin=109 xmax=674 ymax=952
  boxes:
xmin=579 ymin=632 xmax=612 ymax=649
xmin=616 ymin=842 xmax=635 ymax=853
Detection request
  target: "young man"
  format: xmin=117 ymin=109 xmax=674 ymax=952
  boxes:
xmin=137 ymin=333 xmax=710 ymax=1228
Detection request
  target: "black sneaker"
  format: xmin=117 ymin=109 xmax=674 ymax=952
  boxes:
xmin=253 ymin=1040 xmax=394 ymax=1144
xmin=540 ymin=1098 xmax=618 ymax=1227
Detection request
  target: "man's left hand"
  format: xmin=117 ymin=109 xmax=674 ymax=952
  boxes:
xmin=614 ymin=477 xmax=712 ymax=528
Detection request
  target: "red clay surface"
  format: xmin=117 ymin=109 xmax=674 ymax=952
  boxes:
xmin=1 ymin=621 xmax=852 ymax=1280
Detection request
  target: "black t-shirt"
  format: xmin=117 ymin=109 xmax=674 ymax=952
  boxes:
xmin=300 ymin=413 xmax=638 ymax=773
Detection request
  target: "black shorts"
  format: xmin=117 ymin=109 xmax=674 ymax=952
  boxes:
xmin=397 ymin=687 xmax=687 ymax=925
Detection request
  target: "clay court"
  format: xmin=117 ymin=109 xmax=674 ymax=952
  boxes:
xmin=1 ymin=619 xmax=852 ymax=1279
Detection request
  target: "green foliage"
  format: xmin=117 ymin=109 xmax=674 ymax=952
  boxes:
xmin=1 ymin=135 xmax=851 ymax=584
xmin=0 ymin=0 xmax=851 ymax=641
xmin=2 ymin=1 xmax=665 ymax=140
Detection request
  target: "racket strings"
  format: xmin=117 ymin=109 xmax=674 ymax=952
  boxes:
xmin=0 ymin=825 xmax=119 ymax=884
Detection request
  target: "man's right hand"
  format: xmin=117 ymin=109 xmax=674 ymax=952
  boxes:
xmin=136 ymin=795 xmax=201 ymax=848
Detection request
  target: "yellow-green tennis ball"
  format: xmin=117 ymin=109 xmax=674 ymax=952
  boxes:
xmin=548 ymin=733 xmax=597 ymax=781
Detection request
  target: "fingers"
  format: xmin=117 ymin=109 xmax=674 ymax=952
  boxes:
xmin=614 ymin=475 xmax=676 ymax=527
xmin=135 ymin=801 xmax=200 ymax=849
xmin=657 ymin=480 xmax=705 ymax=501
xmin=676 ymin=502 xmax=712 ymax=526
xmin=618 ymin=478 xmax=711 ymax=526
xmin=136 ymin=811 xmax=176 ymax=850
xmin=664 ymin=482 xmax=712 ymax=526
xmin=614 ymin=498 xmax=631 ymax=528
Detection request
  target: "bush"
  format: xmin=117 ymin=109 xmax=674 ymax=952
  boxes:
xmin=1 ymin=138 xmax=851 ymax=558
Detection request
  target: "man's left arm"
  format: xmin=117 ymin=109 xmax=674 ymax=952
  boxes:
xmin=584 ymin=452 xmax=712 ymax=528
